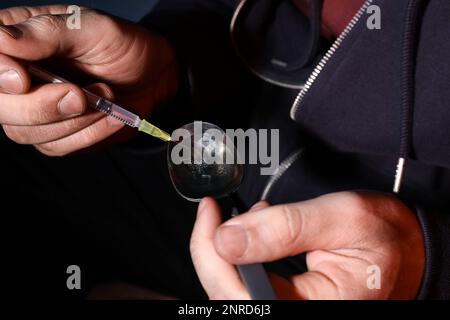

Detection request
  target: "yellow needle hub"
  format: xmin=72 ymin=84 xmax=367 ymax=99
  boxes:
xmin=138 ymin=119 xmax=172 ymax=142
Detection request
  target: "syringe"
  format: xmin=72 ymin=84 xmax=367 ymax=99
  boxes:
xmin=26 ymin=64 xmax=171 ymax=142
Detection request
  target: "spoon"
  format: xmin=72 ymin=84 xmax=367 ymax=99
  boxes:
xmin=167 ymin=121 xmax=276 ymax=300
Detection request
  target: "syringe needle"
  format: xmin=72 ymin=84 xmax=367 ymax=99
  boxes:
xmin=26 ymin=63 xmax=171 ymax=142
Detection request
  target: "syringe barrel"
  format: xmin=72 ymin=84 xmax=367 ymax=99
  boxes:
xmin=28 ymin=63 xmax=141 ymax=128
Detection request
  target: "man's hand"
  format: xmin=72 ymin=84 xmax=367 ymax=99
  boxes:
xmin=0 ymin=5 xmax=177 ymax=156
xmin=190 ymin=192 xmax=425 ymax=299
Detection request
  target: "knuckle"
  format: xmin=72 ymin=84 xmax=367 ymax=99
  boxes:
xmin=24 ymin=99 xmax=52 ymax=125
xmin=26 ymin=87 xmax=76 ymax=125
xmin=77 ymin=125 xmax=100 ymax=145
xmin=2 ymin=125 xmax=17 ymax=141
xmin=21 ymin=7 xmax=35 ymax=20
xmin=35 ymin=142 xmax=66 ymax=157
xmin=28 ymin=14 xmax=66 ymax=33
xmin=61 ymin=117 xmax=84 ymax=132
xmin=342 ymin=192 xmax=369 ymax=211
xmin=339 ymin=192 xmax=375 ymax=222
xmin=92 ymin=14 xmax=123 ymax=37
xmin=0 ymin=10 xmax=16 ymax=25
xmin=2 ymin=125 xmax=29 ymax=144
xmin=277 ymin=204 xmax=302 ymax=250
xmin=343 ymin=192 xmax=404 ymax=225
xmin=340 ymin=192 xmax=401 ymax=234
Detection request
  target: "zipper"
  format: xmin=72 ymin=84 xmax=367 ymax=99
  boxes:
xmin=260 ymin=149 xmax=305 ymax=201
xmin=261 ymin=0 xmax=373 ymax=200
xmin=290 ymin=0 xmax=374 ymax=119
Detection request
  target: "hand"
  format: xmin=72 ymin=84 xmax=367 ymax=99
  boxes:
xmin=0 ymin=5 xmax=177 ymax=156
xmin=190 ymin=191 xmax=425 ymax=299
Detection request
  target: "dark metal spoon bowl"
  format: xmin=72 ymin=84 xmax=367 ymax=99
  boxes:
xmin=167 ymin=121 xmax=276 ymax=300
xmin=167 ymin=122 xmax=243 ymax=202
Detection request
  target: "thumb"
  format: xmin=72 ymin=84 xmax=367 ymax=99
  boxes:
xmin=0 ymin=9 xmax=107 ymax=61
xmin=190 ymin=197 xmax=250 ymax=299
xmin=213 ymin=192 xmax=366 ymax=264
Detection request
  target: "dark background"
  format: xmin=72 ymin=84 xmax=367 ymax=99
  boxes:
xmin=0 ymin=0 xmax=158 ymax=21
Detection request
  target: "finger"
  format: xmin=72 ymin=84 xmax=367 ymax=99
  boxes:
xmin=2 ymin=112 xmax=101 ymax=145
xmin=0 ymin=9 xmax=107 ymax=61
xmin=0 ymin=82 xmax=86 ymax=125
xmin=190 ymin=197 xmax=250 ymax=300
xmin=0 ymin=53 xmax=30 ymax=94
xmin=34 ymin=112 xmax=125 ymax=156
xmin=272 ymin=269 xmax=363 ymax=300
xmin=2 ymin=83 xmax=113 ymax=145
xmin=213 ymin=192 xmax=368 ymax=264
xmin=85 ymin=83 xmax=115 ymax=101
xmin=0 ymin=5 xmax=78 ymax=25
xmin=290 ymin=271 xmax=342 ymax=300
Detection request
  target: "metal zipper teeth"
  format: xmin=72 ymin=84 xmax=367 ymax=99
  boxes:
xmin=260 ymin=149 xmax=305 ymax=201
xmin=289 ymin=0 xmax=374 ymax=120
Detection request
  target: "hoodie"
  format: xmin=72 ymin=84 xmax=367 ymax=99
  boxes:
xmin=142 ymin=0 xmax=450 ymax=299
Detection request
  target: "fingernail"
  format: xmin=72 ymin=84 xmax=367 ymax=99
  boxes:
xmin=0 ymin=25 xmax=23 ymax=39
xmin=108 ymin=116 xmax=125 ymax=127
xmin=0 ymin=70 xmax=23 ymax=93
xmin=58 ymin=91 xmax=83 ymax=116
xmin=216 ymin=225 xmax=248 ymax=258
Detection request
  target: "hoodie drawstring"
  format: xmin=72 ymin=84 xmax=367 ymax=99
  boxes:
xmin=394 ymin=0 xmax=426 ymax=193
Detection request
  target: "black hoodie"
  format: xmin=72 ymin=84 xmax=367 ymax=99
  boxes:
xmin=142 ymin=0 xmax=450 ymax=299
